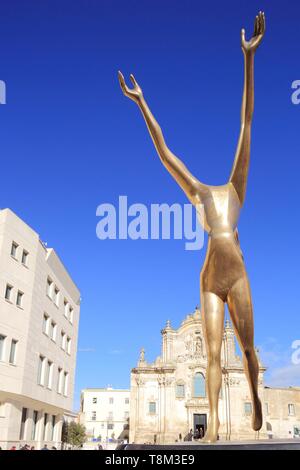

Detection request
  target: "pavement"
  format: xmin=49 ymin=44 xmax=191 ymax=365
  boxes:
xmin=126 ymin=439 xmax=300 ymax=450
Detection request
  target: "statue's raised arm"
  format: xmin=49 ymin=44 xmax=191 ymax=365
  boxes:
xmin=118 ymin=71 xmax=204 ymax=205
xmin=229 ymin=11 xmax=265 ymax=206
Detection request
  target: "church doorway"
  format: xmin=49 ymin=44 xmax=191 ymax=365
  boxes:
xmin=193 ymin=414 xmax=207 ymax=439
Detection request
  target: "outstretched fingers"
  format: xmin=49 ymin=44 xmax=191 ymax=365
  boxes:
xmin=241 ymin=28 xmax=246 ymax=44
xmin=130 ymin=74 xmax=138 ymax=88
xmin=256 ymin=11 xmax=265 ymax=37
xmin=261 ymin=11 xmax=266 ymax=35
xmin=254 ymin=15 xmax=259 ymax=36
xmin=118 ymin=71 xmax=129 ymax=94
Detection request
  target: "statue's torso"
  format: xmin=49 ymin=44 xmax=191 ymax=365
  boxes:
xmin=195 ymin=182 xmax=245 ymax=299
xmin=196 ymin=182 xmax=241 ymax=236
xmin=198 ymin=183 xmax=245 ymax=301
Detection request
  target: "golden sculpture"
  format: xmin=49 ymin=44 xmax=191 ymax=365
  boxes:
xmin=119 ymin=12 xmax=266 ymax=443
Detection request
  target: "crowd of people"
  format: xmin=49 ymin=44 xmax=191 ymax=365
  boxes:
xmin=0 ymin=444 xmax=58 ymax=450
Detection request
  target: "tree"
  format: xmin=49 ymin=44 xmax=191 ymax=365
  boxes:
xmin=62 ymin=421 xmax=86 ymax=449
xmin=61 ymin=421 xmax=69 ymax=449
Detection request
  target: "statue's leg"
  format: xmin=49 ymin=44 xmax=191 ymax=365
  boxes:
xmin=201 ymin=291 xmax=224 ymax=443
xmin=227 ymin=276 xmax=262 ymax=431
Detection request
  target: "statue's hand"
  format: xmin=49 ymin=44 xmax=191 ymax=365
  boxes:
xmin=118 ymin=71 xmax=143 ymax=104
xmin=241 ymin=11 xmax=265 ymax=54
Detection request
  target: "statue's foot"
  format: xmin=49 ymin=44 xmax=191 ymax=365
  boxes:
xmin=252 ymin=397 xmax=263 ymax=431
xmin=202 ymin=416 xmax=220 ymax=443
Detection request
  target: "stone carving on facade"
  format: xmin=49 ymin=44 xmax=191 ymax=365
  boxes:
xmin=185 ymin=335 xmax=193 ymax=353
xmin=157 ymin=375 xmax=175 ymax=386
xmin=165 ymin=377 xmax=175 ymax=386
xmin=139 ymin=348 xmax=145 ymax=362
xmin=195 ymin=336 xmax=203 ymax=355
xmin=224 ymin=376 xmax=241 ymax=386
xmin=157 ymin=375 xmax=166 ymax=386
xmin=135 ymin=376 xmax=145 ymax=386
xmin=178 ymin=333 xmax=206 ymax=363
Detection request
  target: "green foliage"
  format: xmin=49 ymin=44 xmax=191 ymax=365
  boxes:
xmin=61 ymin=421 xmax=69 ymax=444
xmin=62 ymin=421 xmax=86 ymax=448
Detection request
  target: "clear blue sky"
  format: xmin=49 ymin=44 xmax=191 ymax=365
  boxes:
xmin=1 ymin=1 xmax=300 ymax=410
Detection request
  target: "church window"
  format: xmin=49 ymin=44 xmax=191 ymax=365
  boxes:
xmin=288 ymin=404 xmax=295 ymax=416
xmin=176 ymin=383 xmax=185 ymax=398
xmin=149 ymin=402 xmax=156 ymax=414
xmin=193 ymin=373 xmax=206 ymax=397
xmin=265 ymin=402 xmax=269 ymax=415
xmin=244 ymin=402 xmax=252 ymax=415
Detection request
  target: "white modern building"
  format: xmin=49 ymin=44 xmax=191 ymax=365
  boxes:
xmin=79 ymin=388 xmax=130 ymax=445
xmin=0 ymin=208 xmax=81 ymax=449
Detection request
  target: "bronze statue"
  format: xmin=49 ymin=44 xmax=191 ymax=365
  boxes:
xmin=119 ymin=11 xmax=266 ymax=442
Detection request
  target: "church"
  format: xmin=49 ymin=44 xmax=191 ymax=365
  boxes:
xmin=129 ymin=308 xmax=300 ymax=443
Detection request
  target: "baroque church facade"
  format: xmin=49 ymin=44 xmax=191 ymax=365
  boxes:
xmin=129 ymin=308 xmax=300 ymax=443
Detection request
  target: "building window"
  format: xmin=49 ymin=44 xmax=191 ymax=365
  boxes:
xmin=57 ymin=367 xmax=63 ymax=394
xmin=54 ymin=287 xmax=60 ymax=307
xmin=43 ymin=314 xmax=49 ymax=335
xmin=61 ymin=331 xmax=66 ymax=350
xmin=11 ymin=241 xmax=18 ymax=259
xmin=265 ymin=402 xmax=269 ymax=416
xmin=47 ymin=277 xmax=53 ymax=298
xmin=92 ymin=397 xmax=97 ymax=404
xmin=288 ymin=404 xmax=295 ymax=416
xmin=66 ymin=337 xmax=71 ymax=354
xmin=16 ymin=290 xmax=24 ymax=308
xmin=109 ymin=397 xmax=114 ymax=405
xmin=176 ymin=383 xmax=185 ymax=398
xmin=19 ymin=407 xmax=28 ymax=440
xmin=21 ymin=249 xmax=29 ymax=266
xmin=9 ymin=339 xmax=18 ymax=365
xmin=64 ymin=299 xmax=68 ymax=318
xmin=124 ymin=411 xmax=129 ymax=420
xmin=45 ymin=360 xmax=53 ymax=389
xmin=50 ymin=321 xmax=57 ymax=342
xmin=0 ymin=334 xmax=6 ymax=361
xmin=43 ymin=413 xmax=48 ymax=440
xmin=5 ymin=284 xmax=13 ymax=301
xmin=108 ymin=423 xmax=114 ymax=430
xmin=69 ymin=307 xmax=74 ymax=324
xmin=63 ymin=372 xmax=68 ymax=396
xmin=51 ymin=415 xmax=56 ymax=441
xmin=193 ymin=373 xmax=206 ymax=398
xmin=244 ymin=402 xmax=252 ymax=416
xmin=91 ymin=411 xmax=97 ymax=421
xmin=108 ymin=412 xmax=113 ymax=421
xmin=37 ymin=355 xmax=45 ymax=385
xmin=32 ymin=410 xmax=38 ymax=440
xmin=149 ymin=402 xmax=156 ymax=414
